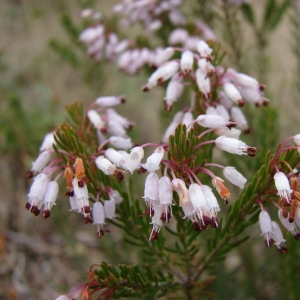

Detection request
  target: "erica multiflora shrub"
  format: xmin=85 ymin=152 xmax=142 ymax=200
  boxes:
xmin=24 ymin=1 xmax=300 ymax=299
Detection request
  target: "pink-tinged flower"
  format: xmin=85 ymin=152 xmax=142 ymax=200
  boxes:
xmin=143 ymin=147 xmax=164 ymax=172
xmin=215 ymin=136 xmax=257 ymax=156
xmin=195 ymin=68 xmax=211 ymax=99
xmin=107 ymin=120 xmax=127 ymax=137
xmin=93 ymin=201 xmax=106 ymax=238
xmin=95 ymin=156 xmax=116 ymax=175
xmin=234 ymin=73 xmax=259 ymax=90
xmin=69 ymin=196 xmax=80 ymax=212
xmin=196 ymin=40 xmax=213 ymax=60
xmin=39 ymin=132 xmax=55 ymax=152
xmin=124 ymin=146 xmax=144 ymax=173
xmin=156 ymin=47 xmax=175 ymax=65
xmin=180 ymin=50 xmax=194 ymax=75
xmin=259 ymin=211 xmax=273 ymax=247
xmin=159 ymin=176 xmax=173 ymax=222
xmin=168 ymin=8 xmax=186 ymax=26
xmin=104 ymin=199 xmax=116 ymax=219
xmin=270 ymin=221 xmax=287 ymax=254
xmin=163 ymin=111 xmax=184 ymax=143
xmin=172 ymin=178 xmax=189 ymax=206
xmin=95 ymin=95 xmax=125 ymax=107
xmin=114 ymin=39 xmax=129 ymax=54
xmin=26 ymin=173 xmax=49 ymax=216
xmin=42 ymin=181 xmax=59 ymax=218
xmin=109 ymin=136 xmax=133 ymax=149
xmin=79 ymin=25 xmax=104 ymax=43
xmin=144 ymin=173 xmax=160 ymax=217
xmin=223 ymin=167 xmax=247 ymax=189
xmin=195 ymin=20 xmax=217 ymax=41
xmin=87 ymin=110 xmax=106 ymax=131
xmin=106 ymin=108 xmax=134 ymax=130
xmin=31 ymin=150 xmax=52 ymax=173
xmin=168 ymin=28 xmax=189 ymax=45
xmin=196 ymin=114 xmax=234 ymax=128
xmin=274 ymin=172 xmax=293 ymax=202
xmin=215 ymin=127 xmax=241 ymax=139
xmin=223 ymin=83 xmax=244 ymax=106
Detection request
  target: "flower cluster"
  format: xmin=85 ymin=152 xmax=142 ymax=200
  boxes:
xmin=258 ymin=134 xmax=300 ymax=253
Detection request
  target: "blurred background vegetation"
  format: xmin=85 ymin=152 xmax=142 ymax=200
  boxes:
xmin=1 ymin=0 xmax=300 ymax=299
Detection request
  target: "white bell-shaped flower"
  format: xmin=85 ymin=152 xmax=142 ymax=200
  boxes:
xmin=144 ymin=173 xmax=159 ymax=202
xmin=109 ymin=136 xmax=133 ymax=149
xmin=274 ymin=172 xmax=292 ymax=201
xmin=69 ymin=196 xmax=80 ymax=212
xmin=180 ymin=50 xmax=194 ymax=75
xmin=202 ymin=185 xmax=220 ymax=227
xmin=159 ymin=176 xmax=173 ymax=222
xmin=223 ymin=82 xmax=244 ymax=106
xmin=230 ymin=107 xmax=249 ymax=132
xmin=31 ymin=150 xmax=51 ymax=173
xmin=124 ymin=146 xmax=144 ymax=173
xmin=87 ymin=110 xmax=106 ymax=130
xmin=196 ymin=114 xmax=234 ymax=128
xmin=39 ymin=132 xmax=55 ymax=151
xmin=108 ymin=189 xmax=123 ymax=205
xmin=142 ymin=147 xmax=164 ymax=172
xmin=105 ymin=148 xmax=127 ymax=168
xmin=215 ymin=127 xmax=241 ymax=139
xmin=216 ymin=105 xmax=230 ymax=120
xmin=196 ymin=40 xmax=212 ymax=59
xmin=270 ymin=221 xmax=287 ymax=253
xmin=223 ymin=167 xmax=247 ymax=189
xmin=93 ymin=201 xmax=106 ymax=238
xmin=206 ymin=106 xmax=218 ymax=115
xmin=42 ymin=181 xmax=59 ymax=218
xmin=195 ymin=68 xmax=211 ymax=99
xmin=104 ymin=199 xmax=116 ymax=219
xmin=156 ymin=47 xmax=175 ymax=65
xmin=215 ymin=136 xmax=256 ymax=156
xmin=149 ymin=201 xmax=164 ymax=240
xmin=95 ymin=156 xmax=116 ymax=175
xmin=27 ymin=173 xmax=49 ymax=215
xmin=189 ymin=183 xmax=207 ymax=222
xmin=259 ymin=211 xmax=273 ymax=247
xmin=95 ymin=95 xmax=125 ymax=107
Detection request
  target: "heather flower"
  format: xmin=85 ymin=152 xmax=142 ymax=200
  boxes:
xmin=109 ymin=136 xmax=133 ymax=149
xmin=195 ymin=68 xmax=211 ymax=99
xmin=182 ymin=112 xmax=194 ymax=131
xmin=215 ymin=136 xmax=257 ymax=156
xmin=105 ymin=148 xmax=127 ymax=168
xmin=223 ymin=83 xmax=244 ymax=106
xmin=216 ymin=105 xmax=230 ymax=120
xmin=196 ymin=40 xmax=212 ymax=60
xmin=87 ymin=110 xmax=106 ymax=131
xmin=39 ymin=132 xmax=55 ymax=152
xmin=164 ymin=76 xmax=184 ymax=110
xmin=107 ymin=120 xmax=127 ymax=137
xmin=189 ymin=183 xmax=207 ymax=223
xmin=104 ymin=199 xmax=116 ymax=219
xmin=149 ymin=201 xmax=164 ymax=240
xmin=156 ymin=47 xmax=175 ymax=65
xmin=159 ymin=176 xmax=173 ymax=222
xmin=215 ymin=127 xmax=241 ymax=139
xmin=124 ymin=146 xmax=144 ymax=173
xmin=278 ymin=209 xmax=300 ymax=240
xmin=108 ymin=189 xmax=123 ymax=205
xmin=230 ymin=107 xmax=249 ymax=133
xmin=259 ymin=211 xmax=273 ymax=247
xmin=202 ymin=185 xmax=220 ymax=227
xmin=168 ymin=28 xmax=189 ymax=44
xmin=163 ymin=111 xmax=184 ymax=143
xmin=95 ymin=156 xmax=117 ymax=175
xmin=270 ymin=221 xmax=287 ymax=254
xmin=42 ymin=181 xmax=59 ymax=218
xmin=206 ymin=106 xmax=218 ymax=116
xmin=93 ymin=201 xmax=106 ymax=237
xmin=95 ymin=95 xmax=125 ymax=107
xmin=274 ymin=172 xmax=293 ymax=202
xmin=223 ymin=167 xmax=247 ymax=189
xmin=142 ymin=146 xmax=164 ymax=172
xmin=197 ymin=58 xmax=215 ymax=76
xmin=180 ymin=50 xmax=194 ymax=75
xmin=26 ymin=173 xmax=49 ymax=216
xmin=31 ymin=150 xmax=52 ymax=173
xmin=196 ymin=114 xmax=235 ymax=128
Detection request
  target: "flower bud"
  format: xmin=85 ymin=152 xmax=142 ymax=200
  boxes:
xmin=39 ymin=132 xmax=55 ymax=151
xmin=215 ymin=136 xmax=256 ymax=156
xmin=87 ymin=110 xmax=106 ymax=130
xmin=95 ymin=95 xmax=125 ymax=107
xmin=196 ymin=114 xmax=234 ymax=128
xmin=31 ymin=151 xmax=51 ymax=173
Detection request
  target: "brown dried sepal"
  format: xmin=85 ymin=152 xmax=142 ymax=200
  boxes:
xmin=75 ymin=158 xmax=88 ymax=183
xmin=84 ymin=216 xmax=93 ymax=224
xmin=26 ymin=170 xmax=34 ymax=179
xmin=150 ymin=229 xmax=159 ymax=240
xmin=160 ymin=211 xmax=171 ymax=223
xmin=64 ymin=166 xmax=74 ymax=190
xmin=42 ymin=210 xmax=50 ymax=219
xmin=278 ymin=246 xmax=288 ymax=254
xmin=247 ymin=147 xmax=257 ymax=157
xmin=289 ymin=175 xmax=299 ymax=191
xmin=114 ymin=170 xmax=124 ymax=182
